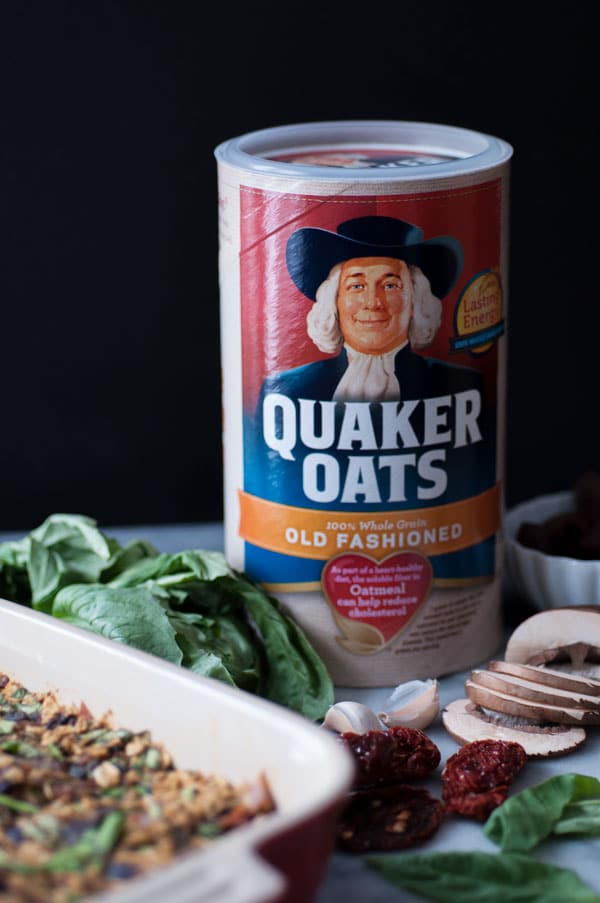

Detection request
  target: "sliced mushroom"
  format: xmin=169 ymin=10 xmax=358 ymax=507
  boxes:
xmin=378 ymin=679 xmax=440 ymax=730
xmin=442 ymin=698 xmax=587 ymax=757
xmin=465 ymin=680 xmax=600 ymax=725
xmin=469 ymin=668 xmax=600 ymax=711
xmin=323 ymin=701 xmax=383 ymax=734
xmin=504 ymin=607 xmax=600 ymax=676
xmin=488 ymin=660 xmax=600 ymax=696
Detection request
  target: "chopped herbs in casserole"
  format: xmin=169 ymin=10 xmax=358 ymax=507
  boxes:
xmin=0 ymin=672 xmax=275 ymax=901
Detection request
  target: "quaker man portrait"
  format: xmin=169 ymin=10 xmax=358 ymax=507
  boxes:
xmin=275 ymin=215 xmax=479 ymax=404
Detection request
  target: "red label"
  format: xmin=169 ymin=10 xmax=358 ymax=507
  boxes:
xmin=321 ymin=552 xmax=433 ymax=652
xmin=239 ymin=179 xmax=503 ymax=592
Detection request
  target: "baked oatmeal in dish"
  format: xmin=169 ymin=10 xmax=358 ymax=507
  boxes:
xmin=0 ymin=672 xmax=275 ymax=901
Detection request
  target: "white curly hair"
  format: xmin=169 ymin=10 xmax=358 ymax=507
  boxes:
xmin=306 ymin=261 xmax=442 ymax=353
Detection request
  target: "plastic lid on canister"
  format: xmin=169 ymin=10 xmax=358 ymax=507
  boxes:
xmin=214 ymin=120 xmax=513 ymax=181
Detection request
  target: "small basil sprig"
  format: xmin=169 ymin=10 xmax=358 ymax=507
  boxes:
xmin=365 ymin=851 xmax=600 ymax=903
xmin=484 ymin=773 xmax=600 ymax=852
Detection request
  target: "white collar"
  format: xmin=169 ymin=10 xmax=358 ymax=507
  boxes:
xmin=333 ymin=341 xmax=407 ymax=402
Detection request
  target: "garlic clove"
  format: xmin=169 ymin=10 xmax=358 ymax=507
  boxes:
xmin=381 ymin=680 xmax=434 ymax=711
xmin=323 ymin=701 xmax=383 ymax=734
xmin=378 ymin=678 xmax=440 ymax=730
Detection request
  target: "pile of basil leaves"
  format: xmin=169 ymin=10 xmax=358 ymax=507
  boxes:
xmin=0 ymin=514 xmax=333 ymax=721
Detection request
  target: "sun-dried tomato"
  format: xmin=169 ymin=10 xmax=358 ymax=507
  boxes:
xmin=339 ymin=726 xmax=441 ymax=789
xmin=337 ymin=784 xmax=444 ymax=853
xmin=441 ymin=738 xmax=527 ymax=821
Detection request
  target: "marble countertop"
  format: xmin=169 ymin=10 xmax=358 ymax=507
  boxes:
xmin=2 ymin=521 xmax=599 ymax=901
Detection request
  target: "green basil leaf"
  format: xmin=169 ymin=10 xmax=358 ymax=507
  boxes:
xmin=183 ymin=649 xmax=237 ymax=685
xmin=229 ymin=574 xmax=334 ymax=721
xmin=365 ymin=851 xmax=600 ymax=903
xmin=110 ymin=550 xmax=231 ymax=588
xmin=168 ymin=610 xmax=261 ymax=693
xmin=99 ymin=538 xmax=159 ymax=582
xmin=26 ymin=515 xmax=133 ymax=611
xmin=28 ymin=539 xmax=65 ymax=611
xmin=0 ymin=565 xmax=31 ymax=605
xmin=0 ymin=537 xmax=29 ymax=569
xmin=0 ymin=538 xmax=31 ymax=604
xmin=553 ymin=799 xmax=600 ymax=836
xmin=52 ymin=584 xmax=183 ymax=664
xmin=484 ymin=773 xmax=600 ymax=852
xmin=29 ymin=513 xmax=111 ymax=555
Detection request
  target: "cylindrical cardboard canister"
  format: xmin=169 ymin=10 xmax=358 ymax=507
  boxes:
xmin=214 ymin=121 xmax=512 ymax=687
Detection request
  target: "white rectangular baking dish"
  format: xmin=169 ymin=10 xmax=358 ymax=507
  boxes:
xmin=0 ymin=596 xmax=355 ymax=903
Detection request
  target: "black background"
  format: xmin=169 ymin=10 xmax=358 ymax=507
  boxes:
xmin=1 ymin=2 xmax=598 ymax=533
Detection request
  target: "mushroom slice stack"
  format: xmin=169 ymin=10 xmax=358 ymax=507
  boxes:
xmin=442 ymin=698 xmax=587 ymax=757
xmin=465 ymin=672 xmax=600 ymax=726
xmin=442 ymin=657 xmax=600 ymax=756
xmin=487 ymin=660 xmax=600 ymax=696
xmin=443 ymin=609 xmax=600 ymax=756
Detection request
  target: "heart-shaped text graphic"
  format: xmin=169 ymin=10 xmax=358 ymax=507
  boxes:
xmin=321 ymin=552 xmax=433 ymax=655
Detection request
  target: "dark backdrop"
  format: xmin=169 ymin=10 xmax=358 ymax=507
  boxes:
xmin=1 ymin=2 xmax=598 ymax=532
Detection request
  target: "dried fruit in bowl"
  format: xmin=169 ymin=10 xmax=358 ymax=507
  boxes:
xmin=517 ymin=471 xmax=600 ymax=559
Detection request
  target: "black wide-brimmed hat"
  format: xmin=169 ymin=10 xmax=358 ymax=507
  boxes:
xmin=286 ymin=216 xmax=463 ymax=301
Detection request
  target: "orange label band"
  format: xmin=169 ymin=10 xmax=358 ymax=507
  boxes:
xmin=238 ymin=485 xmax=501 ymax=562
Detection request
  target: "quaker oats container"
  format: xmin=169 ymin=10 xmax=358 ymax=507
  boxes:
xmin=214 ymin=120 xmax=512 ymax=686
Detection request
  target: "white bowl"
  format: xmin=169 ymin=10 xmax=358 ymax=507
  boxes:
xmin=504 ymin=490 xmax=600 ymax=610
